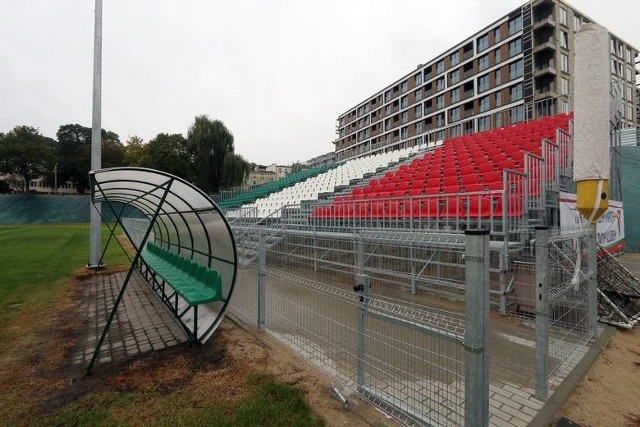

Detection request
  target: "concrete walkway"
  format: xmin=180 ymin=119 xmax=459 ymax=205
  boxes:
xmin=70 ymin=270 xmax=186 ymax=367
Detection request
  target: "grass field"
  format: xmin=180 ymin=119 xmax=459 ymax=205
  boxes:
xmin=0 ymin=225 xmax=324 ymax=426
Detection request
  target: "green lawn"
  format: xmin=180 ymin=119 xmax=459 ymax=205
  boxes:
xmin=0 ymin=224 xmax=129 ymax=329
xmin=0 ymin=225 xmax=324 ymax=426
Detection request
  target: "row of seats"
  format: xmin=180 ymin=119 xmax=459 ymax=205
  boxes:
xmin=313 ymin=195 xmax=523 ymax=219
xmin=319 ymin=114 xmax=571 ymax=219
xmin=229 ymin=145 xmax=424 ymax=218
xmin=217 ymin=162 xmax=339 ymax=211
xmin=142 ymin=242 xmax=222 ymax=305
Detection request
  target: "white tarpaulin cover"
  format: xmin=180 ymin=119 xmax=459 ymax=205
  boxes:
xmin=573 ymin=23 xmax=610 ymax=181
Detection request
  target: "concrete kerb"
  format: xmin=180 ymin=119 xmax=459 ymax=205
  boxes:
xmin=529 ymin=324 xmax=616 ymax=427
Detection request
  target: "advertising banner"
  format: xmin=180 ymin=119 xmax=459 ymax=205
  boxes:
xmin=559 ymin=192 xmax=625 ymax=253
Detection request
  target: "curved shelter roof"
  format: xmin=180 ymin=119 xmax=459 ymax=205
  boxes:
xmin=90 ymin=167 xmax=237 ymax=344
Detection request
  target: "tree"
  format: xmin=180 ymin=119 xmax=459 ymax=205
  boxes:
xmin=0 ymin=126 xmax=54 ymax=193
xmin=221 ymin=152 xmax=251 ymax=189
xmin=124 ymin=136 xmax=146 ymax=166
xmin=141 ymin=133 xmax=191 ymax=179
xmin=55 ymin=124 xmax=122 ymax=193
xmin=291 ymin=161 xmax=305 ymax=173
xmin=187 ymin=116 xmax=234 ymax=193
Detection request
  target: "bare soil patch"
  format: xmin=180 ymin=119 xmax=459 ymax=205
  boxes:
xmin=0 ymin=269 xmax=391 ymax=426
xmin=559 ymin=328 xmax=640 ymax=427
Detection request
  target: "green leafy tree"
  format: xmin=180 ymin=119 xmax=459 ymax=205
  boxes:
xmin=187 ymin=116 xmax=234 ymax=193
xmin=221 ymin=152 xmax=251 ymax=189
xmin=124 ymin=135 xmax=146 ymax=166
xmin=55 ymin=124 xmax=122 ymax=193
xmin=141 ymin=133 xmax=191 ymax=179
xmin=0 ymin=126 xmax=54 ymax=193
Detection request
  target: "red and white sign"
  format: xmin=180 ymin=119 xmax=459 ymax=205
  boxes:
xmin=559 ymin=192 xmax=625 ymax=253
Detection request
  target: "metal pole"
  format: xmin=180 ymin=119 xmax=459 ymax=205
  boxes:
xmin=54 ymin=163 xmax=58 ymax=195
xmin=534 ymin=226 xmax=549 ymax=401
xmin=89 ymin=0 xmax=103 ymax=268
xmin=257 ymin=225 xmax=266 ymax=331
xmin=464 ymin=229 xmax=490 ymax=427
xmin=587 ymin=222 xmax=598 ymax=338
xmin=355 ymin=236 xmax=368 ymax=390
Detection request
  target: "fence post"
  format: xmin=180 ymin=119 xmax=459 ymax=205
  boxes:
xmin=355 ymin=235 xmax=369 ymax=390
xmin=410 ymin=246 xmax=417 ymax=295
xmin=257 ymin=225 xmax=266 ymax=331
xmin=464 ymin=229 xmax=490 ymax=427
xmin=535 ymin=226 xmax=549 ymax=401
xmin=587 ymin=222 xmax=598 ymax=338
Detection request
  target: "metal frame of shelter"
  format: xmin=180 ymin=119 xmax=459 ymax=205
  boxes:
xmin=86 ymin=167 xmax=238 ymax=374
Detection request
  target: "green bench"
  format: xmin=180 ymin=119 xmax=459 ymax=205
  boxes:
xmin=142 ymin=242 xmax=222 ymax=305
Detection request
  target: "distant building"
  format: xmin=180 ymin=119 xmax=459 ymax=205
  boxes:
xmin=244 ymin=170 xmax=277 ymax=188
xmin=265 ymin=164 xmax=292 ymax=179
xmin=333 ymin=0 xmax=638 ymax=161
xmin=0 ymin=174 xmax=77 ymax=194
xmin=305 ymin=152 xmax=336 ymax=168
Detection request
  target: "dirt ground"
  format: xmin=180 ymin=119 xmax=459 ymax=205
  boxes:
xmin=0 ymin=267 xmax=392 ymax=426
xmin=559 ymin=327 xmax=640 ymax=427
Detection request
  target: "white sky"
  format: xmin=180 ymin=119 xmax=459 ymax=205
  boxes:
xmin=0 ymin=0 xmax=637 ymax=165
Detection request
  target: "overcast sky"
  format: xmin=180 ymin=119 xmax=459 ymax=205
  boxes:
xmin=0 ymin=1 xmax=637 ymax=165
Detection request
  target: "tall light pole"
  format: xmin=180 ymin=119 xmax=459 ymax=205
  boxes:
xmin=89 ymin=0 xmax=103 ymax=268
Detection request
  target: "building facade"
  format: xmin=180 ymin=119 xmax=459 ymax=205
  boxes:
xmin=265 ymin=164 xmax=292 ymax=179
xmin=333 ymin=0 xmax=638 ymax=161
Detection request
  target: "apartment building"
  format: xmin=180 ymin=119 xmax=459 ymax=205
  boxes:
xmin=333 ymin=0 xmax=638 ymax=161
xmin=265 ymin=164 xmax=292 ymax=179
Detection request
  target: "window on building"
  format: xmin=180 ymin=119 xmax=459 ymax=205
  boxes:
xmin=509 ymin=60 xmax=524 ymax=79
xmin=573 ymin=15 xmax=581 ymax=32
xmin=509 ymin=38 xmax=522 ymax=57
xmin=401 ymin=111 xmax=408 ymax=123
xmin=478 ymin=116 xmax=490 ymax=131
xmin=626 ymin=47 xmax=632 ymax=63
xmin=510 ymin=106 xmax=525 ymax=124
xmin=561 ymin=53 xmax=569 ymax=73
xmin=386 ymin=104 xmax=392 ymax=115
xmin=560 ymin=8 xmax=568 ymax=26
xmin=401 ymin=127 xmax=408 ymax=139
xmin=477 ymin=34 xmax=489 ymax=52
xmin=494 ymin=48 xmax=501 ymax=64
xmin=479 ymin=96 xmax=490 ymax=113
xmin=415 ymin=104 xmax=423 ymax=118
xmin=495 ymin=69 xmax=502 ymax=86
xmin=478 ymin=75 xmax=489 ymax=93
xmin=436 ymin=95 xmax=445 ymax=109
xmin=401 ymin=80 xmax=408 ymax=93
xmin=451 ymin=51 xmax=460 ymax=66
xmin=561 ymin=77 xmax=569 ymax=95
xmin=436 ymin=113 xmax=445 ymax=127
xmin=508 ymin=15 xmax=522 ymax=35
xmin=627 ymin=67 xmax=632 ymax=82
xmin=451 ymin=107 xmax=461 ymax=122
xmin=628 ymin=105 xmax=634 ymax=121
xmin=436 ymin=60 xmax=445 ymax=74
xmin=415 ymin=88 xmax=422 ymax=102
xmin=384 ymin=90 xmax=391 ymax=103
xmin=416 ymin=121 xmax=423 ymax=133
xmin=510 ymin=83 xmax=523 ymax=102
xmin=451 ymin=125 xmax=461 ymax=138
xmin=450 ymin=69 xmax=460 ymax=85
xmin=495 ymin=91 xmax=502 ymax=107
xmin=385 ymin=118 xmax=391 ymax=131
xmin=401 ymin=95 xmax=408 ymax=108
xmin=627 ymin=85 xmax=634 ymax=102
xmin=415 ymin=73 xmax=422 ymax=86
xmin=561 ymin=31 xmax=568 ymax=49
xmin=437 ymin=77 xmax=445 ymax=92
xmin=451 ymin=88 xmax=460 ymax=103
xmin=494 ymin=27 xmax=501 ymax=43
xmin=478 ymin=54 xmax=489 ymax=71
xmin=496 ymin=113 xmax=503 ymax=128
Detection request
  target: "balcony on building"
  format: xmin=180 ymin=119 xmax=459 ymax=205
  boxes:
xmin=532 ymin=0 xmax=555 ymax=30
